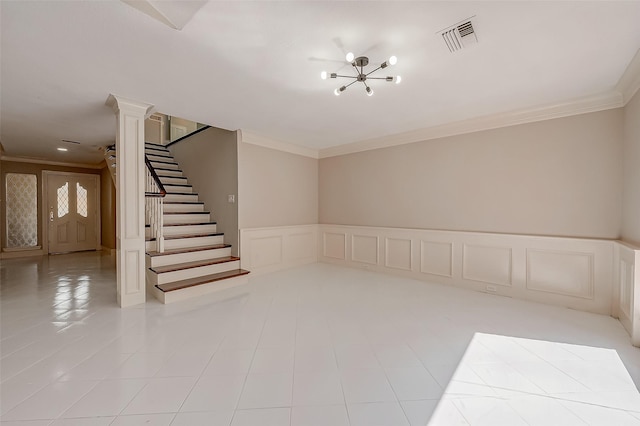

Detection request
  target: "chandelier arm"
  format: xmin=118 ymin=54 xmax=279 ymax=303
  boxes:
xmin=334 ymin=74 xmax=357 ymax=79
xmin=344 ymin=80 xmax=359 ymax=89
xmin=366 ymin=77 xmax=391 ymax=80
xmin=365 ymin=66 xmax=383 ymax=77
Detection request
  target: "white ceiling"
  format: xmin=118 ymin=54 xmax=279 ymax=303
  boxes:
xmin=2 ymin=1 xmax=640 ymax=164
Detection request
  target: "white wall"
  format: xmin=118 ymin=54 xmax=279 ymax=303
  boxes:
xmin=622 ymin=89 xmax=640 ymax=246
xmin=320 ymin=109 xmax=624 ymax=239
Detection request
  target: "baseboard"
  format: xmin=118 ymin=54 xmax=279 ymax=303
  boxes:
xmin=0 ymin=248 xmax=45 ymax=259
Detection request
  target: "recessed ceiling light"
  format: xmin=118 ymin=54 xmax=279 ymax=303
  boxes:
xmin=57 ymin=147 xmax=68 ymax=152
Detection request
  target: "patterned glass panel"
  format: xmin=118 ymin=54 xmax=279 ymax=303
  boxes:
xmin=6 ymin=173 xmax=38 ymax=248
xmin=57 ymin=182 xmax=69 ymax=218
xmin=76 ymin=182 xmax=88 ymax=218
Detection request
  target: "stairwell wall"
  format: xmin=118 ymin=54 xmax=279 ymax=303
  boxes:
xmin=168 ymin=127 xmax=239 ymax=255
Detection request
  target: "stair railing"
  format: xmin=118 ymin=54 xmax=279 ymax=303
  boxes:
xmin=145 ymin=156 xmax=167 ymax=253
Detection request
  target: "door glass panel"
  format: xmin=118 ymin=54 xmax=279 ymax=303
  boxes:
xmin=76 ymin=182 xmax=88 ymax=217
xmin=57 ymin=182 xmax=69 ymax=218
xmin=6 ymin=173 xmax=38 ymax=248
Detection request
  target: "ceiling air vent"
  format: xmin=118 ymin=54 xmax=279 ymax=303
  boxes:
xmin=439 ymin=17 xmax=477 ymax=53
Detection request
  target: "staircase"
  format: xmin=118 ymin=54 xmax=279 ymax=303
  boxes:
xmin=106 ymin=142 xmax=250 ymax=304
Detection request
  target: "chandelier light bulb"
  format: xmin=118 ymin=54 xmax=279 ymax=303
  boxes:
xmin=334 ymin=88 xmax=341 ymax=96
xmin=395 ymin=75 xmax=402 ymax=84
xmin=346 ymin=52 xmax=355 ymax=62
xmin=388 ymin=55 xmax=398 ymax=66
xmin=366 ymin=87 xmax=374 ymax=96
xmin=320 ymin=71 xmax=327 ymax=80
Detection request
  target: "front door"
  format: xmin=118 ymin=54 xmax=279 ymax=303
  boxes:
xmin=45 ymin=172 xmax=100 ymax=254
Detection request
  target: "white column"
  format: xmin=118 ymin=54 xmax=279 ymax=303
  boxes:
xmin=106 ymin=94 xmax=154 ymax=307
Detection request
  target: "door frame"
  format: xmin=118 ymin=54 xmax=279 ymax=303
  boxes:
xmin=42 ymin=171 xmax=101 ymax=254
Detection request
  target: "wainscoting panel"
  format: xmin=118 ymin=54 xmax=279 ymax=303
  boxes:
xmin=614 ymin=242 xmax=640 ymax=346
xmin=385 ymin=238 xmax=412 ymax=271
xmin=420 ymin=241 xmax=453 ymax=277
xmin=324 ymin=232 xmax=347 ymax=260
xmin=240 ymin=225 xmax=317 ymax=275
xmin=462 ymin=244 xmax=512 ymax=287
xmin=352 ymin=235 xmax=378 ymax=265
xmin=318 ymin=225 xmax=618 ymax=315
xmin=526 ymin=249 xmax=593 ymax=299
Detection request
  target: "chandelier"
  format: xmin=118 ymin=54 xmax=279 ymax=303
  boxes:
xmin=321 ymin=52 xmax=401 ymax=96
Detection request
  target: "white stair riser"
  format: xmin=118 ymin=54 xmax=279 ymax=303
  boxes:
xmin=164 ymin=185 xmax=193 ymax=194
xmin=151 ymin=161 xmax=179 ymax=170
xmin=156 ymin=170 xmax=183 ymax=177
xmin=162 ymin=223 xmax=217 ymax=236
xmin=145 ymin=227 xmax=150 ymax=238
xmin=163 ymin=203 xmax=204 ymax=213
xmin=164 ymin=213 xmax=210 ymax=224
xmin=164 ymin=235 xmax=224 ymax=250
xmin=152 ymin=260 xmax=240 ymax=285
xmin=147 ymin=246 xmax=232 ymax=268
xmin=147 ymin=154 xmax=175 ymax=163
xmin=159 ymin=176 xmax=189 ymax=185
xmin=153 ymin=274 xmax=249 ymax=304
xmin=164 ymin=193 xmax=198 ymax=202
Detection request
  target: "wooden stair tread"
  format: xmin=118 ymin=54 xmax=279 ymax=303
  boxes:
xmin=150 ymin=256 xmax=240 ymax=274
xmin=164 ymin=192 xmax=198 ymax=196
xmin=164 ymin=201 xmax=203 ymax=205
xmin=147 ymin=243 xmax=231 ymax=257
xmin=164 ymin=232 xmax=223 ymax=240
xmin=145 ymin=142 xmax=168 ymax=148
xmin=154 ymin=167 xmax=183 ymax=173
xmin=164 ymin=211 xmax=210 ymax=215
xmin=163 ymin=221 xmax=216 ymax=226
xmin=155 ymin=269 xmax=250 ymax=293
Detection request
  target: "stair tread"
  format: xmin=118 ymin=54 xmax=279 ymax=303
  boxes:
xmin=145 ymin=142 xmax=168 ymax=148
xmin=164 ymin=232 xmax=223 ymax=240
xmin=155 ymin=269 xmax=250 ymax=293
xmin=154 ymin=167 xmax=183 ymax=173
xmin=163 ymin=221 xmax=216 ymax=226
xmin=150 ymin=256 xmax=240 ymax=274
xmin=164 ymin=211 xmax=210 ymax=215
xmin=164 ymin=192 xmax=198 ymax=196
xmin=147 ymin=244 xmax=231 ymax=257
xmin=164 ymin=201 xmax=203 ymax=205
xmin=147 ymin=243 xmax=232 ymax=257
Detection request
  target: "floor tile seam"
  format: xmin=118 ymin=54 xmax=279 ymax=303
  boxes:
xmin=376 ymin=359 xmax=414 ymax=426
xmin=450 ymin=396 xmax=531 ymax=426
xmin=228 ymin=309 xmax=269 ymax=425
xmin=501 ymin=358 xmax=597 ymax=394
xmin=547 ymin=392 xmax=640 ymax=414
xmin=466 ymin=362 xmax=548 ymax=396
xmin=170 ymin=350 xmax=220 ymax=414
xmin=558 ymin=398 xmax=639 ymax=425
xmin=111 ymin=377 xmax=160 ymax=418
xmin=39 ymin=379 xmax=101 ymax=422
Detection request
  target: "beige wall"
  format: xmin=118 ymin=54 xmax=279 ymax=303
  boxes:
xmin=169 ymin=127 xmax=239 ymax=254
xmin=319 ymin=109 xmax=624 ymax=239
xmin=238 ymin=141 xmax=318 ymax=229
xmin=0 ymin=160 xmax=114 ymax=253
xmin=622 ymin=90 xmax=640 ymax=245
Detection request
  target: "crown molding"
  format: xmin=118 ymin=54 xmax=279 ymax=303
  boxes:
xmin=240 ymin=130 xmax=319 ymax=159
xmin=0 ymin=155 xmax=104 ymax=169
xmin=616 ymin=48 xmax=640 ymax=105
xmin=319 ymin=91 xmax=623 ymax=159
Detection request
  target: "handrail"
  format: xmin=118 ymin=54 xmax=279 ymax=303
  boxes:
xmin=165 ymin=125 xmax=211 ymax=148
xmin=144 ymin=155 xmax=167 ymax=198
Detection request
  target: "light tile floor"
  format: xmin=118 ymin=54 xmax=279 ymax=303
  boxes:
xmin=1 ymin=252 xmax=639 ymax=425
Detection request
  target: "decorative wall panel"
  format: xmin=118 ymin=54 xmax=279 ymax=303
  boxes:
xmin=324 ymin=232 xmax=346 ymax=260
xmin=463 ymin=244 xmax=512 ymax=286
xmin=5 ymin=173 xmax=38 ymax=248
xmin=421 ymin=241 xmax=453 ymax=277
xmin=352 ymin=235 xmax=378 ymax=265
xmin=251 ymin=236 xmax=283 ymax=268
xmin=385 ymin=238 xmax=412 ymax=271
xmin=526 ymin=249 xmax=593 ymax=299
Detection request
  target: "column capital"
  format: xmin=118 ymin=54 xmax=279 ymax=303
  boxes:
xmin=106 ymin=94 xmax=155 ymax=118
